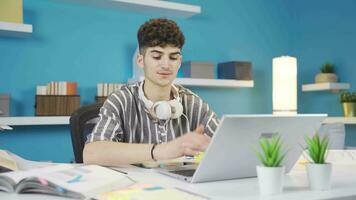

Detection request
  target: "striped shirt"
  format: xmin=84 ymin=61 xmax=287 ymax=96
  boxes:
xmin=86 ymin=82 xmax=220 ymax=144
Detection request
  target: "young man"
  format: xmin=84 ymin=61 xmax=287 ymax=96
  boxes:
xmin=84 ymin=18 xmax=219 ymax=166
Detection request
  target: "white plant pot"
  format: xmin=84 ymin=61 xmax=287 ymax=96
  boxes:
xmin=306 ymin=163 xmax=332 ymax=190
xmin=256 ymin=165 xmax=285 ymax=195
xmin=315 ymin=73 xmax=338 ymax=83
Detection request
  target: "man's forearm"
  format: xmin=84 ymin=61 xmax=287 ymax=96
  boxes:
xmin=83 ymin=141 xmax=155 ymax=166
xmin=83 ymin=128 xmax=210 ymax=166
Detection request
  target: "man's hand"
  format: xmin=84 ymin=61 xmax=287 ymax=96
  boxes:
xmin=154 ymin=125 xmax=211 ymax=160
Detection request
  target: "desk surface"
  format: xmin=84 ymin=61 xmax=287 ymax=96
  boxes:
xmin=1 ymin=163 xmax=356 ymax=200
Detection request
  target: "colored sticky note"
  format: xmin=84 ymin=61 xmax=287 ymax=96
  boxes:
xmin=194 ymin=152 xmax=205 ymax=162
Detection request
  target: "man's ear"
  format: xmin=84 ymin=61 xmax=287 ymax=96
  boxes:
xmin=136 ymin=53 xmax=144 ymax=69
xmin=178 ymin=55 xmax=183 ymax=69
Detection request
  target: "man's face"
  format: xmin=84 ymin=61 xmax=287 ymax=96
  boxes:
xmin=137 ymin=45 xmax=182 ymax=87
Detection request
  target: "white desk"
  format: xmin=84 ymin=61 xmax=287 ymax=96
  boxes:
xmin=1 ymin=163 xmax=356 ymax=200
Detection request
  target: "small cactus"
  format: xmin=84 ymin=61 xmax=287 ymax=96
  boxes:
xmin=320 ymin=63 xmax=335 ymax=73
xmin=340 ymin=92 xmax=356 ymax=103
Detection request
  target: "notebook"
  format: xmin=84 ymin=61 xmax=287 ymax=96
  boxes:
xmin=0 ymin=164 xmax=134 ymax=199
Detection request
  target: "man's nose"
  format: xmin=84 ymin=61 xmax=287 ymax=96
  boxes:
xmin=159 ymin=57 xmax=171 ymax=67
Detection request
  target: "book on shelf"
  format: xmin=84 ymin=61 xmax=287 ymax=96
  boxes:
xmin=97 ymin=83 xmax=123 ymax=97
xmin=36 ymin=81 xmax=77 ymax=95
xmin=0 ymin=164 xmax=133 ymax=199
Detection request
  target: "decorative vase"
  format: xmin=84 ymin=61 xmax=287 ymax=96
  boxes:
xmin=306 ymin=163 xmax=332 ymax=190
xmin=315 ymin=73 xmax=338 ymax=83
xmin=341 ymin=102 xmax=356 ymax=117
xmin=256 ymin=165 xmax=285 ymax=195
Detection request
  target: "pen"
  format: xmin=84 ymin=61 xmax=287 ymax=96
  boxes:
xmin=107 ymin=167 xmax=137 ymax=184
xmin=108 ymin=167 xmax=128 ymax=175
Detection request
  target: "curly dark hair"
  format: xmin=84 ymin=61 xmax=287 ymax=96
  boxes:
xmin=137 ymin=18 xmax=185 ymax=54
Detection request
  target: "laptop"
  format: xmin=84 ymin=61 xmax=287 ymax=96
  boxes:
xmin=156 ymin=114 xmax=327 ymax=183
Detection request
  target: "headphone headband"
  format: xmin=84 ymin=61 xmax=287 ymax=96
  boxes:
xmin=138 ymin=81 xmax=183 ymax=120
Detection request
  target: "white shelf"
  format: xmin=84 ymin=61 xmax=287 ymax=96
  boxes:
xmin=0 ymin=116 xmax=70 ymax=126
xmin=69 ymin=0 xmax=201 ymax=19
xmin=323 ymin=117 xmax=356 ymax=125
xmin=302 ymin=82 xmax=350 ymax=92
xmin=174 ymin=78 xmax=254 ymax=88
xmin=0 ymin=21 xmax=33 ymax=37
xmin=128 ymin=77 xmax=254 ymax=88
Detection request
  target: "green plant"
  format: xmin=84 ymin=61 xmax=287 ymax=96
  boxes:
xmin=255 ymin=135 xmax=285 ymax=167
xmin=305 ymin=133 xmax=329 ymax=164
xmin=340 ymin=92 xmax=356 ymax=103
xmin=320 ymin=63 xmax=335 ymax=73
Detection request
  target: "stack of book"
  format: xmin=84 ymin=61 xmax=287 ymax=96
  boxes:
xmin=35 ymin=81 xmax=80 ymax=116
xmin=36 ymin=81 xmax=77 ymax=95
xmin=96 ymin=83 xmax=122 ymax=103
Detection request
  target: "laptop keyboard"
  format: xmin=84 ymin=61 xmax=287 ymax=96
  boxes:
xmin=169 ymin=169 xmax=196 ymax=177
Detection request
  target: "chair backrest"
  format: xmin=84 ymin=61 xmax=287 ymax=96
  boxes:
xmin=69 ymin=103 xmax=103 ymax=163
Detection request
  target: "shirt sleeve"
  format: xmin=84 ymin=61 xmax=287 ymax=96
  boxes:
xmin=86 ymin=92 xmax=125 ymax=143
xmin=182 ymin=90 xmax=220 ymax=137
xmin=198 ymin=100 xmax=220 ymax=137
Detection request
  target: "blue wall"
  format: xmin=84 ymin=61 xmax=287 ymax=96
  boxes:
xmin=292 ymin=0 xmax=356 ymax=146
xmin=2 ymin=0 xmax=354 ymax=162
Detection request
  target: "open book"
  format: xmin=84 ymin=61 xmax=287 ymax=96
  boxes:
xmin=0 ymin=164 xmax=134 ymax=199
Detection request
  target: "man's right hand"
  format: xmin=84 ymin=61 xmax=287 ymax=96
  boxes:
xmin=154 ymin=125 xmax=211 ymax=160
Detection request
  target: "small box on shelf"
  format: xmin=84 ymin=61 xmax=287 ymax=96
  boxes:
xmin=0 ymin=0 xmax=23 ymax=23
xmin=0 ymin=94 xmax=10 ymax=117
xmin=181 ymin=61 xmax=215 ymax=79
xmin=218 ymin=61 xmax=253 ymax=80
xmin=35 ymin=95 xmax=80 ymax=116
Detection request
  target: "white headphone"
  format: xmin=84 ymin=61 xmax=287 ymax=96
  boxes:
xmin=138 ymin=81 xmax=183 ymax=120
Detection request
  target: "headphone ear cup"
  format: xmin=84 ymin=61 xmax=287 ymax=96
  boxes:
xmin=154 ymin=101 xmax=172 ymax=120
xmin=169 ymin=99 xmax=183 ymax=119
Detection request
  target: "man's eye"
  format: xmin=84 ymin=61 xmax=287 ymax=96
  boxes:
xmin=153 ymin=56 xmax=161 ymax=60
xmin=170 ymin=57 xmax=178 ymax=60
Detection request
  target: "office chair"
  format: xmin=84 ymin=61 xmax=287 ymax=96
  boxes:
xmin=69 ymin=102 xmax=103 ymax=163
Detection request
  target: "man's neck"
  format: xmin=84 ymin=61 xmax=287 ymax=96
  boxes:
xmin=143 ymin=79 xmax=171 ymax=102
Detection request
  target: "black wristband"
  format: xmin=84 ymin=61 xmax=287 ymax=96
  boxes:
xmin=151 ymin=144 xmax=157 ymax=161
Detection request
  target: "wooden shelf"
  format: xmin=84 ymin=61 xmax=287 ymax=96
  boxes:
xmin=128 ymin=77 xmax=254 ymax=88
xmin=0 ymin=116 xmax=70 ymax=126
xmin=0 ymin=21 xmax=32 ymax=37
xmin=323 ymin=117 xmax=356 ymax=125
xmin=302 ymin=82 xmax=350 ymax=92
xmin=69 ymin=0 xmax=201 ymax=19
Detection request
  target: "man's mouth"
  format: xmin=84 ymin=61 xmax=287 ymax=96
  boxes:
xmin=157 ymin=71 xmax=172 ymax=76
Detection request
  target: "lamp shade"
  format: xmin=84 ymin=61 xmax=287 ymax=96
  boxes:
xmin=272 ymin=56 xmax=297 ymax=115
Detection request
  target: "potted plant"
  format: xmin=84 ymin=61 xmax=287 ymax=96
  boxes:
xmin=304 ymin=133 xmax=332 ymax=190
xmin=255 ymin=135 xmax=286 ymax=195
xmin=340 ymin=91 xmax=356 ymax=117
xmin=315 ymin=63 xmax=338 ymax=83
